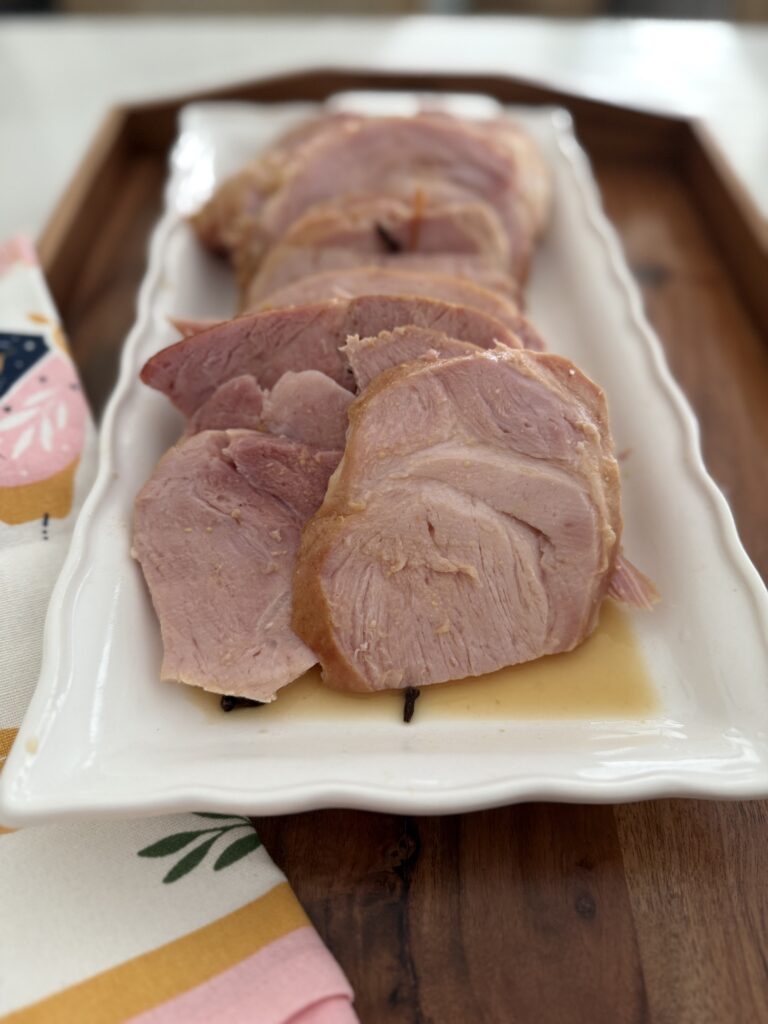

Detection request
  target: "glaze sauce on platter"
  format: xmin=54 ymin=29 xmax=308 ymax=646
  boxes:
xmin=188 ymin=600 xmax=657 ymax=724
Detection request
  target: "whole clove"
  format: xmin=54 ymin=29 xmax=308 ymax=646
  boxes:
xmin=375 ymin=222 xmax=403 ymax=254
xmin=403 ymin=686 xmax=421 ymax=724
xmin=220 ymin=694 xmax=265 ymax=712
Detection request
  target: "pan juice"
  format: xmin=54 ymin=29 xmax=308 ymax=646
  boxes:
xmin=189 ymin=601 xmax=657 ymax=723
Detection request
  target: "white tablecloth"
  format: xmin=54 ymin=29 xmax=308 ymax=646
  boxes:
xmin=2 ymin=15 xmax=767 ymax=241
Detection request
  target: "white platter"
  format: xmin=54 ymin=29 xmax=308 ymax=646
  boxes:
xmin=2 ymin=94 xmax=768 ymax=827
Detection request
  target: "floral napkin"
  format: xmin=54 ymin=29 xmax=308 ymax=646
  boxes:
xmin=0 ymin=237 xmax=358 ymax=1024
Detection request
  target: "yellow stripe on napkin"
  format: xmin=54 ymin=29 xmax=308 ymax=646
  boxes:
xmin=0 ymin=728 xmax=17 ymax=769
xmin=3 ymin=881 xmax=308 ymax=1023
xmin=0 ymin=729 xmax=19 ymax=834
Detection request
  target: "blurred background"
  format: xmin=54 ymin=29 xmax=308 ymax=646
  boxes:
xmin=2 ymin=0 xmax=767 ymax=20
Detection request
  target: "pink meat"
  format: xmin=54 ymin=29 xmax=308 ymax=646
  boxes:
xmin=343 ymin=327 xmax=494 ymax=391
xmin=190 ymin=111 xmax=362 ymax=255
xmin=133 ymin=429 xmax=340 ymax=701
xmin=234 ymin=190 xmax=512 ymax=293
xmin=255 ymin=266 xmax=521 ymax=329
xmin=186 ymin=375 xmax=265 ymax=434
xmin=293 ymin=349 xmax=634 ymax=692
xmin=282 ymin=193 xmax=510 ymax=258
xmin=258 ymin=115 xmax=545 ymax=280
xmin=243 ymin=247 xmax=518 ymax=308
xmin=261 ymin=370 xmax=352 ymax=451
xmin=141 ymin=296 xmax=523 ymax=415
xmin=185 ymin=370 xmax=351 ymax=450
xmin=191 ymin=112 xmax=550 ymax=285
xmin=607 ymin=553 xmax=659 ymax=609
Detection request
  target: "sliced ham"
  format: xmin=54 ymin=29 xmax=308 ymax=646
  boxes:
xmin=255 ymin=266 xmax=521 ymax=328
xmin=192 ymin=112 xmax=550 ymax=284
xmin=343 ymin=327 xmax=490 ymax=391
xmin=292 ymin=349 xmax=632 ymax=693
xmin=141 ymin=296 xmax=523 ymax=415
xmin=243 ymin=246 xmax=518 ymax=309
xmin=133 ymin=430 xmax=340 ymax=701
xmin=172 ymin=272 xmax=543 ymax=353
xmin=134 ymin=107 xmax=657 ymax=707
xmin=256 ymin=266 xmax=545 ymax=351
xmin=233 ymin=191 xmax=511 ymax=292
xmin=261 ymin=370 xmax=352 ymax=450
xmin=280 ymin=193 xmax=510 ymax=258
xmin=186 ymin=375 xmax=265 ymax=434
xmin=258 ymin=115 xmax=547 ymax=280
xmin=186 ymin=371 xmax=351 ymax=451
xmin=190 ymin=111 xmax=362 ymax=255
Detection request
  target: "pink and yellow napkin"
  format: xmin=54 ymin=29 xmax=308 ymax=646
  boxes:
xmin=0 ymin=237 xmax=358 ymax=1024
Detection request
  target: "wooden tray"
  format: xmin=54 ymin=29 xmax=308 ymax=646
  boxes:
xmin=39 ymin=70 xmax=768 ymax=1024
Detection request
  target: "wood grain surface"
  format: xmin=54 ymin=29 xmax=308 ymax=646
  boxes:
xmin=42 ymin=73 xmax=768 ymax=1024
xmin=257 ymin=161 xmax=768 ymax=1024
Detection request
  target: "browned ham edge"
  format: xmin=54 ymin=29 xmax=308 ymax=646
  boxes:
xmin=293 ymin=349 xmax=627 ymax=693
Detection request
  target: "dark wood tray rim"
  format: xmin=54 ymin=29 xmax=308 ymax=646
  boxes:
xmin=38 ymin=67 xmax=767 ymax=339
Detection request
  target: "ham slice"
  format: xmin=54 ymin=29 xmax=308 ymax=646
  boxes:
xmin=343 ymin=327 xmax=492 ymax=391
xmin=172 ymin=272 xmax=542 ymax=354
xmin=254 ymin=266 xmax=522 ymax=329
xmin=192 ymin=112 xmax=550 ymax=283
xmin=257 ymin=115 xmax=546 ymax=280
xmin=134 ymin=109 xmax=654 ymax=706
xmin=261 ymin=370 xmax=352 ymax=450
xmin=234 ymin=191 xmax=512 ymax=294
xmin=190 ymin=111 xmax=362 ymax=255
xmin=243 ymin=247 xmax=518 ymax=308
xmin=186 ymin=371 xmax=351 ymax=450
xmin=141 ymin=296 xmax=524 ymax=415
xmin=278 ymin=193 xmax=510 ymax=258
xmin=133 ymin=430 xmax=340 ymax=701
xmin=292 ymin=349 xmax=634 ymax=693
xmin=186 ymin=375 xmax=265 ymax=435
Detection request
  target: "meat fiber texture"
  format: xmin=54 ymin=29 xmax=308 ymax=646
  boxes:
xmin=255 ymin=266 xmax=523 ymax=330
xmin=273 ymin=193 xmax=511 ymax=261
xmin=244 ymin=247 xmax=519 ymax=310
xmin=187 ymin=371 xmax=352 ymax=450
xmin=343 ymin=327 xmax=500 ymax=391
xmin=192 ymin=111 xmax=551 ymax=285
xmin=133 ymin=429 xmax=340 ymax=701
xmin=293 ymin=349 xmax=627 ymax=693
xmin=261 ymin=370 xmax=352 ymax=450
xmin=237 ymin=189 xmax=517 ymax=301
xmin=140 ymin=296 xmax=524 ymax=415
xmin=185 ymin=375 xmax=265 ymax=434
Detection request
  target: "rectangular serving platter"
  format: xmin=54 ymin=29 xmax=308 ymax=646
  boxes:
xmin=2 ymin=90 xmax=767 ymax=826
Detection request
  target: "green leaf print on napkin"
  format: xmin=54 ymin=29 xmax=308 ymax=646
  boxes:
xmin=213 ymin=831 xmax=262 ymax=870
xmin=137 ymin=814 xmax=262 ymax=883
